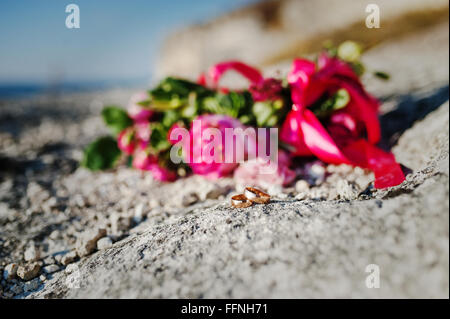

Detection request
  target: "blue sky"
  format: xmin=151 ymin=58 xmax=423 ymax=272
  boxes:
xmin=0 ymin=0 xmax=258 ymax=84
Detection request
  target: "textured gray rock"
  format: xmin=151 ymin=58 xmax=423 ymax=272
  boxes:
xmin=28 ymin=101 xmax=449 ymax=298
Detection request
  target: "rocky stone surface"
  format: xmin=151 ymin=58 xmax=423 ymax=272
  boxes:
xmin=0 ymin=2 xmax=448 ymax=299
xmin=25 ymin=100 xmax=449 ymax=298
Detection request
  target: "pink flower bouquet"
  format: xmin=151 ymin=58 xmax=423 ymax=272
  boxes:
xmin=83 ymin=42 xmax=405 ymax=189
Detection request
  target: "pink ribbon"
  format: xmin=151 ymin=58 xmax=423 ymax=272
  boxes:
xmin=282 ymin=55 xmax=405 ymax=188
xmin=201 ymin=58 xmax=405 ymax=188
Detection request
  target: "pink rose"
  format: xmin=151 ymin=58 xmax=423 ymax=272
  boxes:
xmin=117 ymin=127 xmax=136 ymax=155
xmin=234 ymin=150 xmax=296 ymax=188
xmin=131 ymin=146 xmax=176 ymax=182
xmin=185 ymin=114 xmax=253 ymax=179
xmin=148 ymin=165 xmax=177 ymax=182
xmin=132 ymin=145 xmax=157 ymax=171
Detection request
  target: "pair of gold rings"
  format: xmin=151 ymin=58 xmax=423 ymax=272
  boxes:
xmin=231 ymin=187 xmax=271 ymax=208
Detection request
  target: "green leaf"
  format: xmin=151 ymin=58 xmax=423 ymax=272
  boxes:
xmin=252 ymin=99 xmax=285 ymax=127
xmin=373 ymin=71 xmax=390 ymax=80
xmin=162 ymin=110 xmax=180 ymax=129
xmin=101 ymin=106 xmax=133 ymax=135
xmin=333 ymin=88 xmax=351 ymax=109
xmin=322 ymin=40 xmax=337 ymax=57
xmin=312 ymin=89 xmax=350 ymax=118
xmin=150 ymin=77 xmax=213 ymax=111
xmin=350 ymin=61 xmax=365 ymax=76
xmin=337 ymin=41 xmax=363 ymax=62
xmin=253 ymin=101 xmax=273 ymax=127
xmin=150 ymin=123 xmax=171 ymax=153
xmin=201 ymin=91 xmax=252 ymax=118
xmin=82 ymin=136 xmax=121 ymax=171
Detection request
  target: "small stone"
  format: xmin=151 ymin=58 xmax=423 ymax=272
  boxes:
xmin=96 ymin=237 xmax=113 ymax=250
xmin=110 ymin=212 xmax=132 ymax=235
xmin=43 ymin=256 xmax=55 ymax=266
xmin=336 ymin=180 xmax=358 ymax=200
xmin=49 ymin=230 xmax=60 ymax=240
xmin=17 ymin=263 xmax=41 ymax=281
xmin=295 ymin=192 xmax=308 ymax=200
xmin=3 ymin=263 xmax=18 ymax=281
xmin=39 ymin=275 xmax=47 ymax=282
xmin=182 ymin=192 xmax=199 ymax=207
xmin=76 ymin=228 xmax=107 ymax=257
xmin=23 ymin=278 xmax=40 ymax=292
xmin=295 ymin=180 xmax=310 ymax=193
xmin=149 ymin=198 xmax=161 ymax=209
xmin=43 ymin=264 xmax=60 ymax=274
xmin=310 ymin=163 xmax=326 ymax=185
xmin=10 ymin=283 xmax=23 ymax=295
xmin=3 ymin=291 xmax=14 ymax=298
xmin=24 ymin=245 xmax=40 ymax=262
xmin=133 ymin=203 xmax=145 ymax=224
xmin=61 ymin=251 xmax=77 ymax=265
xmin=54 ymin=254 xmax=63 ymax=264
xmin=205 ymin=185 xmax=229 ymax=200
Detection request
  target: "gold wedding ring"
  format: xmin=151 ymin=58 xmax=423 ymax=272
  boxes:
xmin=231 ymin=194 xmax=253 ymax=208
xmin=230 ymin=187 xmax=271 ymax=208
xmin=244 ymin=187 xmax=271 ymax=204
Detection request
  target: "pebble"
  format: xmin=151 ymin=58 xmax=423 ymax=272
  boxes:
xmin=43 ymin=264 xmax=60 ymax=274
xmin=23 ymin=278 xmax=40 ymax=292
xmin=43 ymin=256 xmax=56 ymax=266
xmin=149 ymin=198 xmax=161 ymax=209
xmin=17 ymin=263 xmax=41 ymax=281
xmin=96 ymin=237 xmax=113 ymax=250
xmin=24 ymin=245 xmax=40 ymax=262
xmin=295 ymin=180 xmax=310 ymax=193
xmin=295 ymin=192 xmax=308 ymax=200
xmin=76 ymin=228 xmax=107 ymax=257
xmin=110 ymin=212 xmax=132 ymax=235
xmin=336 ymin=180 xmax=358 ymax=200
xmin=10 ymin=283 xmax=23 ymax=295
xmin=61 ymin=250 xmax=77 ymax=265
xmin=309 ymin=163 xmax=326 ymax=185
xmin=49 ymin=230 xmax=60 ymax=240
xmin=3 ymin=263 xmax=18 ymax=281
xmin=182 ymin=192 xmax=199 ymax=207
xmin=133 ymin=203 xmax=145 ymax=224
xmin=205 ymin=185 xmax=229 ymax=200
